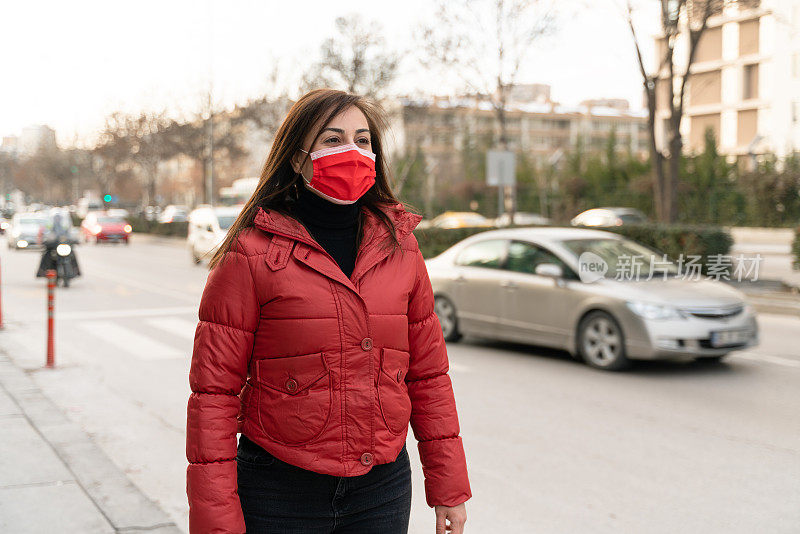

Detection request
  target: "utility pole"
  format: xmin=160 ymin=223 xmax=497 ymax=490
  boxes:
xmin=205 ymin=89 xmax=214 ymax=206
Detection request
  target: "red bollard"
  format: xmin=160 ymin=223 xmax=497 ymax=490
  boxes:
xmin=46 ymin=269 xmax=56 ymax=368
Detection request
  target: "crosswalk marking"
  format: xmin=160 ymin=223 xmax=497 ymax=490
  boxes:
xmin=77 ymin=321 xmax=185 ymax=360
xmin=143 ymin=317 xmax=197 ymax=341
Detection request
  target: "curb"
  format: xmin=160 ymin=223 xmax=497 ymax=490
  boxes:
xmin=0 ymin=350 xmax=183 ymax=533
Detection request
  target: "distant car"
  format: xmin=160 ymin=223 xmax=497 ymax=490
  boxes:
xmin=494 ymin=212 xmax=551 ymax=227
xmin=81 ymin=211 xmax=132 ymax=244
xmin=188 ymin=205 xmax=242 ymax=263
xmin=107 ymin=208 xmax=130 ymax=219
xmin=430 ymin=211 xmax=493 ymax=229
xmin=7 ymin=213 xmax=49 ymax=249
xmin=426 ymin=227 xmax=758 ymax=371
xmin=570 ymin=207 xmax=647 ymax=227
xmin=141 ymin=205 xmax=162 ymax=221
xmin=159 ymin=205 xmax=189 ymax=223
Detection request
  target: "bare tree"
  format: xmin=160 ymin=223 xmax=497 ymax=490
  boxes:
xmin=421 ymin=0 xmax=555 ymax=148
xmin=94 ymin=111 xmax=175 ymax=206
xmin=301 ymin=14 xmax=399 ymax=98
xmin=420 ymin=0 xmax=555 ymax=221
xmin=166 ymin=106 xmax=251 ymax=204
xmin=626 ymin=0 xmax=725 ymax=222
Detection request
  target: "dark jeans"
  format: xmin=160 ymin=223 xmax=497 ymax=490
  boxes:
xmin=237 ymin=434 xmax=412 ymax=534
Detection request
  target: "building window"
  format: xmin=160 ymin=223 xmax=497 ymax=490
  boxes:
xmin=738 ymin=19 xmax=760 ymax=56
xmin=742 ymin=64 xmax=759 ymax=100
xmin=737 ymin=109 xmax=758 ymax=147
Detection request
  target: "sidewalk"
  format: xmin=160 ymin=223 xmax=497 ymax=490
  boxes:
xmin=0 ymin=350 xmax=182 ymax=534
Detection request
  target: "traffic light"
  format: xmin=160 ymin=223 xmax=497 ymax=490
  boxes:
xmin=104 ymin=194 xmax=112 ymax=202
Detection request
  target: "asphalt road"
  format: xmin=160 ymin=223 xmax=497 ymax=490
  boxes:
xmin=1 ymin=234 xmax=798 ymax=533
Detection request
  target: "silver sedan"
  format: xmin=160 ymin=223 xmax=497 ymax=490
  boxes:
xmin=426 ymin=227 xmax=759 ymax=371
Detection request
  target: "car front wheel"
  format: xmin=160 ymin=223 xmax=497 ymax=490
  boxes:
xmin=434 ymin=295 xmax=462 ymax=342
xmin=578 ymin=310 xmax=630 ymax=371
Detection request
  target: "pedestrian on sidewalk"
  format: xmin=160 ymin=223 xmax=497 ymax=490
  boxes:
xmin=186 ymin=88 xmax=471 ymax=534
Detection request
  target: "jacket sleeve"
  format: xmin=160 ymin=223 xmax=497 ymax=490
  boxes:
xmin=406 ymin=240 xmax=472 ymax=508
xmin=186 ymin=245 xmax=259 ymax=534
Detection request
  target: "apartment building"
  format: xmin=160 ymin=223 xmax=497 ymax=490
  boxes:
xmin=388 ymin=90 xmax=648 ymax=176
xmin=654 ymin=0 xmax=800 ymax=158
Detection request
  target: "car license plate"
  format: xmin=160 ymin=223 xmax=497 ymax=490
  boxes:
xmin=710 ymin=329 xmax=751 ymax=347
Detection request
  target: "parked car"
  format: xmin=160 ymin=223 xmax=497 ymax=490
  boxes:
xmin=429 ymin=211 xmax=493 ymax=229
xmin=494 ymin=212 xmax=551 ymax=227
xmin=7 ymin=212 xmax=50 ymax=249
xmin=80 ymin=211 xmax=132 ymax=244
xmin=159 ymin=205 xmax=189 ymax=223
xmin=426 ymin=227 xmax=758 ymax=371
xmin=187 ymin=205 xmax=242 ymax=263
xmin=570 ymin=207 xmax=647 ymax=227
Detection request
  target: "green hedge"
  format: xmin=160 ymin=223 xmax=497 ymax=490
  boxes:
xmin=414 ymin=223 xmax=733 ymax=275
xmin=792 ymin=226 xmax=800 ymax=270
xmin=128 ymin=217 xmax=189 ymax=237
xmin=601 ymin=223 xmax=733 ymax=274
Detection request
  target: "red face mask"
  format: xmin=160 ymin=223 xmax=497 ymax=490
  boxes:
xmin=299 ymin=143 xmax=377 ymax=204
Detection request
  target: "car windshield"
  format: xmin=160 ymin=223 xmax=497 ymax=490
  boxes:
xmin=97 ymin=216 xmax=124 ymax=223
xmin=216 ymin=215 xmax=237 ymax=229
xmin=560 ymin=238 xmax=680 ymax=279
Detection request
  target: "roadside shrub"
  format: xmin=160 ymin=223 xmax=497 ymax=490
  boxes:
xmin=793 ymin=226 xmax=800 ymax=270
xmin=414 ymin=222 xmax=732 ymax=275
xmin=128 ymin=216 xmax=188 ymax=238
xmin=601 ymin=223 xmax=733 ymax=275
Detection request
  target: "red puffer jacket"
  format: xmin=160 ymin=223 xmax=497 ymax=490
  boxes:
xmin=186 ymin=202 xmax=471 ymax=533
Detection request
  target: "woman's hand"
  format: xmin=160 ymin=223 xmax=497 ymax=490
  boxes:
xmin=435 ymin=503 xmax=467 ymax=534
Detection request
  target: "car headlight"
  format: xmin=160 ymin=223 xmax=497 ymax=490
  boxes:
xmin=626 ymin=301 xmax=685 ymax=320
xmin=56 ymin=244 xmax=72 ymax=256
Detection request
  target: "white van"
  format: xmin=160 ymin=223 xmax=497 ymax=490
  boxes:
xmin=187 ymin=205 xmax=243 ymax=264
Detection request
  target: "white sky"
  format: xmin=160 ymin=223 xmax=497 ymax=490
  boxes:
xmin=0 ymin=0 xmax=659 ymax=148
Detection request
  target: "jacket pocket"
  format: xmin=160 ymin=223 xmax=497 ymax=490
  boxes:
xmin=376 ymin=347 xmax=412 ymax=435
xmin=254 ymin=352 xmax=332 ymax=446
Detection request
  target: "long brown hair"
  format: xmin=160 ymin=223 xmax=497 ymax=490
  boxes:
xmin=208 ymin=88 xmax=406 ymax=270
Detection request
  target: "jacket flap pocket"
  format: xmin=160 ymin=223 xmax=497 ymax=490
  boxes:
xmin=379 ymin=347 xmax=410 ymax=384
xmin=256 ymin=352 xmax=328 ymax=395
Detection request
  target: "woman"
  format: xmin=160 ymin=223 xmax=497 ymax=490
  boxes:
xmin=186 ymin=89 xmax=471 ymax=534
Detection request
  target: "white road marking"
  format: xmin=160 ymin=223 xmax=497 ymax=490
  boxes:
xmin=77 ymin=321 xmax=185 ymax=360
xmin=730 ymin=352 xmax=800 ymax=368
xmin=143 ymin=316 xmax=197 ymax=340
xmin=449 ymin=362 xmax=471 ymax=373
xmin=90 ymin=267 xmax=201 ymax=303
xmin=40 ymin=306 xmax=197 ymax=322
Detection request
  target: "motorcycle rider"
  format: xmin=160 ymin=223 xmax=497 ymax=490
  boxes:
xmin=36 ymin=209 xmax=81 ymax=286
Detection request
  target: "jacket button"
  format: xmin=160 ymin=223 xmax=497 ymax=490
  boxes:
xmin=285 ymin=378 xmax=298 ymax=392
xmin=360 ymin=452 xmax=373 ymax=466
xmin=396 ymin=370 xmax=403 ymax=382
xmin=361 ymin=337 xmax=373 ymax=351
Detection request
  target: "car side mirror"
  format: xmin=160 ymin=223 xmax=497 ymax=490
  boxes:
xmin=535 ymin=263 xmax=563 ymax=278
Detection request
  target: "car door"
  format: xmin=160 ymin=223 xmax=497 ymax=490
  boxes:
xmin=450 ymin=238 xmax=509 ymax=337
xmin=499 ymin=240 xmax=581 ymax=349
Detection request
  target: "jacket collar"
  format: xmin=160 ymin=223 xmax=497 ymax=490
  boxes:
xmin=253 ymin=202 xmax=422 ymax=290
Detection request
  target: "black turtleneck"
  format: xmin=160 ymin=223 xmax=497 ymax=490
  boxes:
xmin=292 ymin=184 xmax=361 ymax=278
